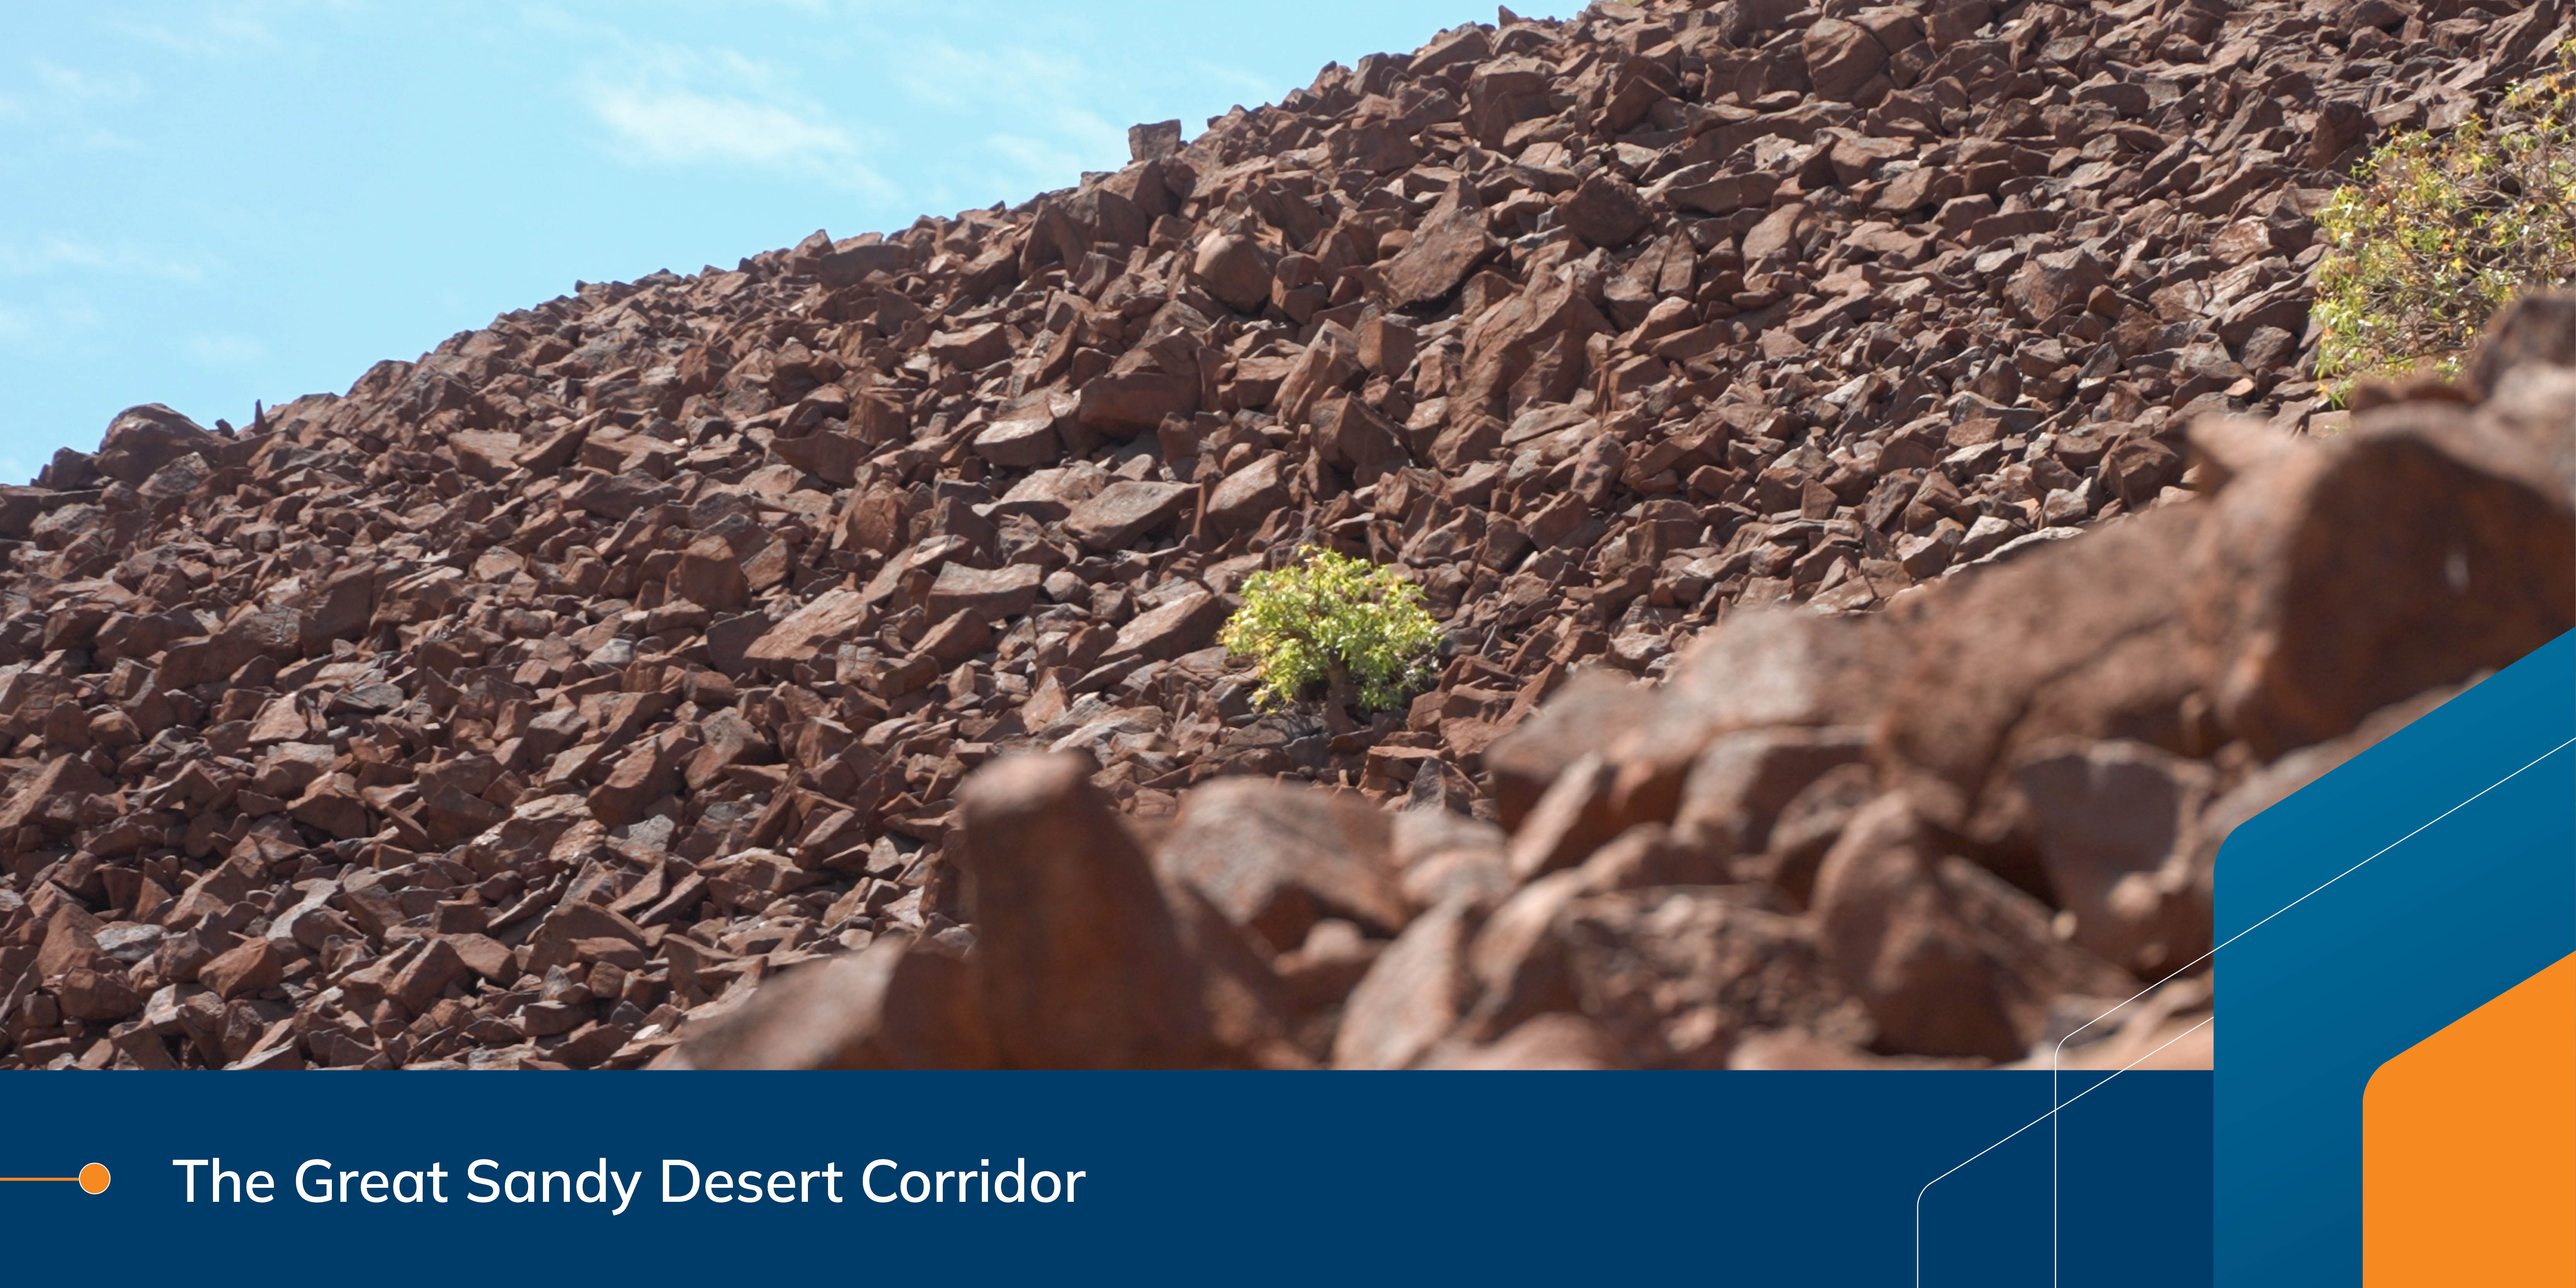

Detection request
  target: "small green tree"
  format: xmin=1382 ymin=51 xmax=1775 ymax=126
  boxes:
xmin=1220 ymin=547 xmax=1441 ymax=714
xmin=2314 ymin=42 xmax=2576 ymax=402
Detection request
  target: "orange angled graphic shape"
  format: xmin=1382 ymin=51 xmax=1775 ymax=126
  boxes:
xmin=2363 ymin=950 xmax=2576 ymax=1285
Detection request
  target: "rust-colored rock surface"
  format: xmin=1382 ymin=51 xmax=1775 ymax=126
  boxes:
xmin=5 ymin=0 xmax=2570 ymax=1070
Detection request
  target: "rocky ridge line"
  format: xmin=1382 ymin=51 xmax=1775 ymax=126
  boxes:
xmin=0 ymin=0 xmax=2566 ymax=1069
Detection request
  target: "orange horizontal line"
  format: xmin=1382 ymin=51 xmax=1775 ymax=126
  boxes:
xmin=0 ymin=1177 xmax=76 ymax=1182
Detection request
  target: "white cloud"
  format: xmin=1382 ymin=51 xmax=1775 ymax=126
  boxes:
xmin=1184 ymin=57 xmax=1290 ymax=111
xmin=984 ymin=133 xmax=1093 ymax=185
xmin=109 ymin=0 xmax=371 ymax=59
xmin=589 ymin=80 xmax=852 ymax=167
xmin=0 ymin=238 xmax=210 ymax=283
xmin=112 ymin=4 xmax=286 ymax=57
xmin=0 ymin=58 xmax=148 ymax=150
xmin=895 ymin=40 xmax=1111 ymax=136
xmin=0 ymin=294 xmax=107 ymax=355
xmin=68 ymin=126 xmax=142 ymax=151
xmin=186 ymin=332 xmax=265 ymax=366
xmin=893 ymin=40 xmax=1135 ymax=189
xmin=113 ymin=17 xmax=273 ymax=58
xmin=570 ymin=39 xmax=888 ymax=192
xmin=32 ymin=61 xmax=142 ymax=103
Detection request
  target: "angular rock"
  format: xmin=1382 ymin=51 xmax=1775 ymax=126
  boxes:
xmin=1556 ymin=886 xmax=1836 ymax=1069
xmin=970 ymin=413 xmax=1061 ymax=468
xmin=953 ymin=754 xmax=1216 ymax=1068
xmin=2186 ymin=405 xmax=2576 ymax=757
xmin=678 ymin=938 xmax=995 ymax=1069
xmin=1558 ymin=171 xmax=1651 ymax=249
xmin=1108 ymin=588 xmax=1227 ymax=664
xmin=1204 ymin=454 xmax=1290 ymax=534
xmin=1191 ymin=232 xmax=1274 ymax=314
xmin=1382 ymin=184 xmax=1498 ymax=310
xmin=2013 ymin=740 xmax=2213 ymax=976
xmin=1605 ymin=609 xmax=1913 ymax=832
xmin=1063 ymin=480 xmax=1194 ymax=552
xmin=1075 ymin=371 xmax=1198 ymax=437
xmin=924 ymin=563 xmax=1044 ymax=624
xmin=1877 ymin=507 xmax=2209 ymax=841
xmin=1156 ymin=778 xmax=1406 ymax=952
xmin=1482 ymin=670 xmax=1653 ymax=829
xmin=1802 ymin=18 xmax=1890 ymax=104
xmin=1333 ymin=894 xmax=1476 ymax=1070
xmin=199 ymin=939 xmax=284 ymax=1002
xmin=1671 ymin=726 xmax=1871 ymax=859
xmin=1813 ymin=795 xmax=2132 ymax=1061
xmin=743 ymin=589 xmax=874 ymax=667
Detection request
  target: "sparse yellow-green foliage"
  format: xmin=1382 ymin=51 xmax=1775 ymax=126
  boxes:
xmin=2314 ymin=42 xmax=2576 ymax=402
xmin=1220 ymin=548 xmax=1441 ymax=713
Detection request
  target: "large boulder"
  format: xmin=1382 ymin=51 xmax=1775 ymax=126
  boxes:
xmin=1332 ymin=894 xmax=1477 ymax=1070
xmin=1605 ymin=607 xmax=1915 ymax=831
xmin=1811 ymin=795 xmax=2134 ymax=1061
xmin=1875 ymin=505 xmax=2210 ymax=841
xmin=2184 ymin=402 xmax=2574 ymax=759
xmin=94 ymin=404 xmax=226 ymax=486
xmin=954 ymin=754 xmax=1217 ymax=1068
xmin=2011 ymin=739 xmax=2214 ymax=977
xmin=1190 ymin=231 xmax=1274 ymax=313
xmin=1381 ymin=184 xmax=1500 ymax=310
xmin=1155 ymin=777 xmax=1408 ymax=953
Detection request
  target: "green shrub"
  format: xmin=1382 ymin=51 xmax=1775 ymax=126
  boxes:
xmin=1220 ymin=547 xmax=1441 ymax=713
xmin=2314 ymin=42 xmax=2576 ymax=402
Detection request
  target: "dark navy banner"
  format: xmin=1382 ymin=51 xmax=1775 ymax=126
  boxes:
xmin=3 ymin=1070 xmax=2210 ymax=1285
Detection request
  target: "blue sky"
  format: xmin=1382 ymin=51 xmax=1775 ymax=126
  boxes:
xmin=1 ymin=1 xmax=1575 ymax=483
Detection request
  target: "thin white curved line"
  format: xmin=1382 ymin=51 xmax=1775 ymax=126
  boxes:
xmin=1916 ymin=1016 xmax=2214 ymax=1287
xmin=2045 ymin=732 xmax=2574 ymax=1285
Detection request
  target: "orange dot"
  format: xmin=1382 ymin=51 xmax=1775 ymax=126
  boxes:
xmin=78 ymin=1164 xmax=108 ymax=1195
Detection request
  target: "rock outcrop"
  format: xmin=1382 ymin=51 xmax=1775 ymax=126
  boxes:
xmin=1 ymin=0 xmax=2568 ymax=1069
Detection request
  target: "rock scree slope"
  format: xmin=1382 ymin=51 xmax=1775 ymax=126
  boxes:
xmin=0 ymin=0 xmax=2570 ymax=1070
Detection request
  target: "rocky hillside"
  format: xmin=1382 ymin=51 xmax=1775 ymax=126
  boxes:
xmin=0 ymin=0 xmax=2568 ymax=1070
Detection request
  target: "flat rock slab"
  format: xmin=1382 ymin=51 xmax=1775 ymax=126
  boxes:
xmin=1064 ymin=480 xmax=1194 ymax=552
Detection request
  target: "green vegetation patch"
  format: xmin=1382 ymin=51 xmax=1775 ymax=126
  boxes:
xmin=1220 ymin=547 xmax=1441 ymax=714
xmin=2314 ymin=42 xmax=2576 ymax=402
